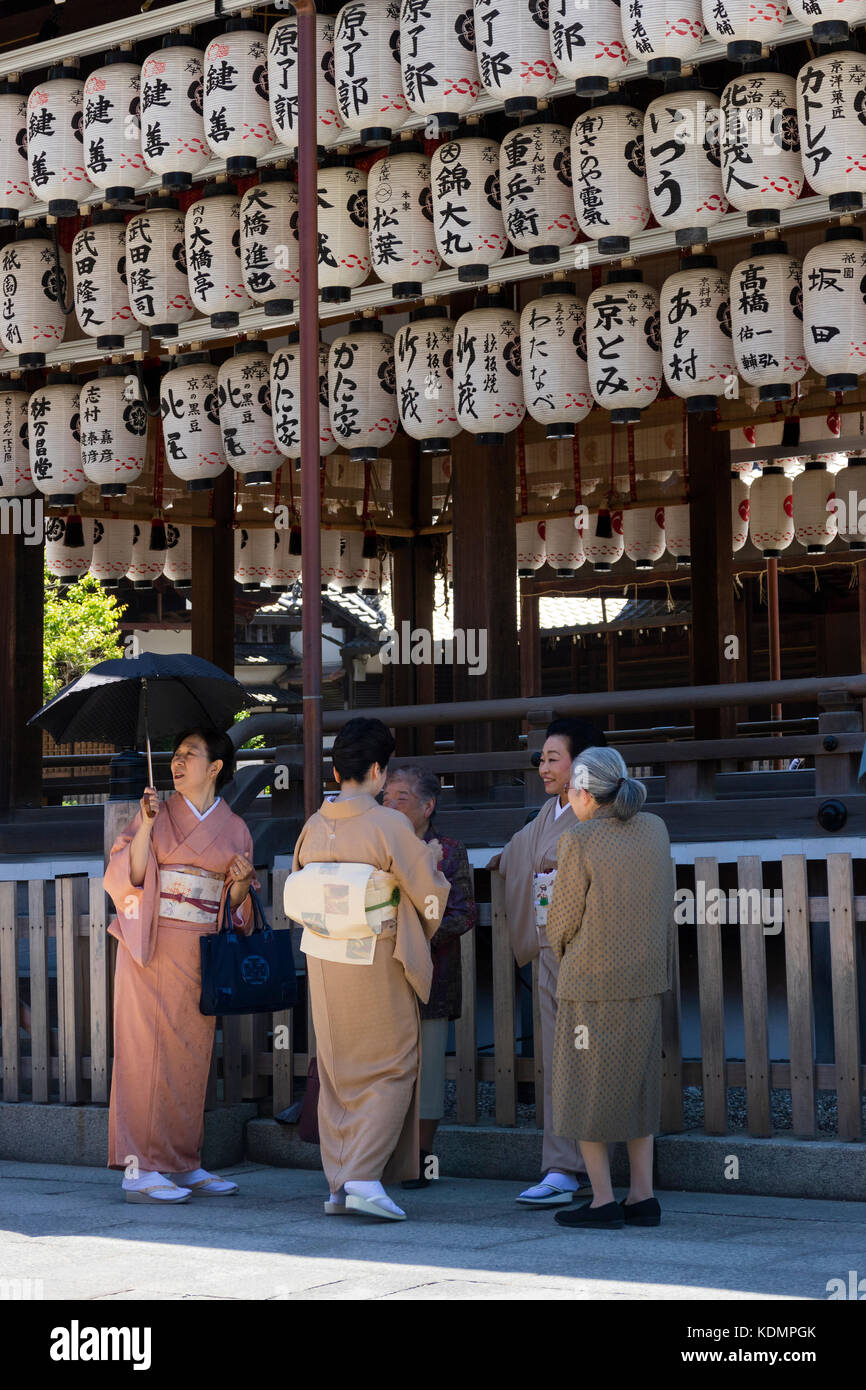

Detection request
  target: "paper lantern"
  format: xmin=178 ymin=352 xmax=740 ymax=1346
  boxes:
xmin=795 ymin=51 xmax=866 ymax=214
xmin=127 ymin=520 xmax=166 ymax=588
xmin=570 ymin=102 xmax=650 ymax=256
xmin=0 ymin=228 xmax=69 ymax=366
xmin=644 ymin=86 xmax=728 ymax=245
xmin=394 ymin=307 xmax=459 ymax=453
xmin=185 ymin=182 xmax=252 ymax=329
xmin=329 ymin=319 xmax=398 ymax=461
xmin=270 ymin=525 xmax=302 ymax=592
xmin=268 ymin=14 xmax=344 ymax=153
xmin=320 ymin=526 xmax=343 ymax=586
xmin=793 ymin=461 xmax=836 ymax=553
xmin=664 ymin=502 xmax=691 ymax=565
xmin=660 ymin=255 xmax=735 ymax=412
xmin=239 ymin=170 xmax=299 ymax=316
xmin=731 ymin=471 xmax=750 ymax=551
xmin=622 ymin=0 xmax=704 ymax=78
xmin=0 ymin=389 xmax=32 ymax=497
xmin=316 ymin=162 xmax=371 ymax=303
xmin=336 ymin=528 xmax=367 ymax=591
xmin=500 ymin=121 xmax=576 ymax=264
xmin=71 ymin=210 xmax=133 ymax=352
xmin=453 ymin=296 xmax=525 ymax=443
xmin=623 ymin=505 xmax=665 ymax=569
xmin=832 ymin=457 xmax=866 ymax=548
xmin=203 ymin=22 xmax=274 ymax=175
xmin=584 ymin=506 xmax=624 ymax=570
xmin=90 ymin=516 xmax=135 ymax=586
xmin=701 ymin=0 xmax=786 ymax=61
xmin=399 ymin=0 xmax=481 ymax=133
xmin=367 ymin=143 xmax=441 ymax=298
xmin=45 ymin=515 xmax=93 ymax=582
xmin=79 ymin=366 xmax=147 ymax=497
xmin=26 ymin=70 xmax=94 ymax=216
xmin=802 ymin=228 xmax=866 ymax=391
xmin=749 ymin=465 xmax=794 ymax=555
xmin=586 ymin=271 xmax=662 ymax=422
xmin=140 ymin=37 xmax=209 ymax=189
xmin=520 ymin=283 xmax=591 ymax=438
xmin=235 ymin=525 xmax=274 ymax=590
xmin=82 ymin=57 xmax=147 ymax=203
xmin=334 ymin=0 xmax=409 ymax=146
xmin=160 ymin=351 xmax=226 ymax=491
xmin=788 ymin=0 xmax=862 ymax=45
xmin=548 ymin=0 xmax=628 ymax=96
xmin=126 ymin=195 xmax=194 ymax=338
xmin=515 ymin=518 xmax=546 ymax=576
xmin=730 ymin=241 xmax=806 ymax=402
xmin=218 ymin=340 xmax=279 ymax=485
xmin=271 ymin=336 xmax=337 ymax=460
xmin=544 ymin=515 xmax=585 ymax=574
xmin=28 ymin=376 xmax=83 ymax=506
xmin=719 ymin=71 xmax=802 ymax=228
xmin=473 ymin=0 xmax=556 ymax=115
xmin=430 ymin=134 xmax=506 ymax=282
xmin=0 ymin=85 xmax=36 ymax=223
xmin=162 ymin=522 xmax=192 ymax=588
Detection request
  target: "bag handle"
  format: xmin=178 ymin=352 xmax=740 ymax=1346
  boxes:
xmin=217 ymin=881 xmax=270 ymax=939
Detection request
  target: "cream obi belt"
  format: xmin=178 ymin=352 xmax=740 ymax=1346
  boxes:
xmin=533 ymin=870 xmax=557 ymax=931
xmin=158 ymin=867 xmax=224 ymax=925
xmin=283 ymin=862 xmax=400 ymax=966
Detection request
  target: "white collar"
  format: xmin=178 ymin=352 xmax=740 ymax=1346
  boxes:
xmin=182 ymin=795 xmax=221 ymax=822
xmin=553 ymin=797 xmax=569 ymax=819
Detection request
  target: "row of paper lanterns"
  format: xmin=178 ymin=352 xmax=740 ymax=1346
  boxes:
xmin=0 ymin=2 xmax=860 ymax=226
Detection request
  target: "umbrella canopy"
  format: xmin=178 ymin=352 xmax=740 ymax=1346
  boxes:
xmin=29 ymin=653 xmax=253 ymax=749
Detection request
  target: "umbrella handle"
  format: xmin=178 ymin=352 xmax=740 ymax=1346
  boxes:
xmin=142 ymin=678 xmax=155 ymax=789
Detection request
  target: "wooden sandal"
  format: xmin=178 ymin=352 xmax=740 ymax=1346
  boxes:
xmin=124 ymin=1183 xmax=191 ymax=1205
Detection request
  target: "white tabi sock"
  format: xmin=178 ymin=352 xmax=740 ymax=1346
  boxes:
xmin=344 ymin=1180 xmax=405 ymax=1217
xmin=122 ymin=1169 xmax=171 ymax=1191
xmin=170 ymin=1168 xmax=212 ymax=1185
xmin=543 ymin=1171 xmax=579 ymax=1192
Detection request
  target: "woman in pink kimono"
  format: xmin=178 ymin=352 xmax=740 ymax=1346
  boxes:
xmin=104 ymin=727 xmax=256 ymax=1205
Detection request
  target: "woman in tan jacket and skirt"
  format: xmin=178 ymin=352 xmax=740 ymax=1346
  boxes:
xmin=545 ymin=746 xmax=675 ymax=1230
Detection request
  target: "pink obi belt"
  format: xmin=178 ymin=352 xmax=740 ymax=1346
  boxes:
xmin=158 ymin=868 xmax=224 ymax=925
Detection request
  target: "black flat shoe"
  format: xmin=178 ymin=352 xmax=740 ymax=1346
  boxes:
xmin=400 ymin=1151 xmax=433 ymax=1190
xmin=620 ymin=1197 xmax=661 ymax=1227
xmin=554 ymin=1200 xmax=624 ymax=1229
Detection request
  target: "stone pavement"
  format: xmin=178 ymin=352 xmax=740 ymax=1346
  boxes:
xmin=0 ymin=1160 xmax=862 ymax=1301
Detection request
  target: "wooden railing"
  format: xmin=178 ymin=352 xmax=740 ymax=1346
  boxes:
xmin=1 ymin=855 xmax=862 ymax=1141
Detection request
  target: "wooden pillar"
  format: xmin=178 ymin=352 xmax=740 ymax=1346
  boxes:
xmin=519 ymin=578 xmax=540 ymax=702
xmin=0 ymin=529 xmax=44 ymax=812
xmin=687 ymin=415 xmax=735 ymax=741
xmin=857 ymin=562 xmax=866 ymax=727
xmin=191 ymin=472 xmax=234 ymax=674
xmin=605 ymin=630 xmax=616 ymax=733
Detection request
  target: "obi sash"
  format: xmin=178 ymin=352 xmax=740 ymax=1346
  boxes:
xmin=158 ymin=867 xmax=224 ymax=926
xmin=533 ymin=869 xmax=557 ymax=946
xmin=285 ymin=862 xmax=399 ymax=967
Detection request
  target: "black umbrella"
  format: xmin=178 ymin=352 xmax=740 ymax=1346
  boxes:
xmin=29 ymin=653 xmax=253 ymax=786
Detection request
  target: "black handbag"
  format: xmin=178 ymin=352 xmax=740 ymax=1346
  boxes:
xmin=199 ymin=885 xmax=298 ymax=1016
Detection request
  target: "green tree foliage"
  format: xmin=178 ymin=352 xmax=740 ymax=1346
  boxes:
xmin=43 ymin=568 xmax=127 ymax=702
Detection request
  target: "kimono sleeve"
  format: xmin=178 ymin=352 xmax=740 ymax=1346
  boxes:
xmin=387 ymin=818 xmax=450 ymax=942
xmin=545 ymin=831 xmax=589 ymax=963
xmin=103 ymin=808 xmax=161 ymax=968
xmin=430 ymin=840 xmax=477 ymax=949
xmin=230 ymin=824 xmax=259 ymax=935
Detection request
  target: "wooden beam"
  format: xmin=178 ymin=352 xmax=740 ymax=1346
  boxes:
xmin=0 ymin=530 xmax=44 ymax=812
xmin=688 ymin=413 xmax=735 ymax=742
xmin=190 ymin=470 xmax=234 ymax=674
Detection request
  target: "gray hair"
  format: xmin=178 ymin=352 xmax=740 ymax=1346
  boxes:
xmin=570 ymin=745 xmax=646 ymax=822
xmin=385 ymin=764 xmax=440 ymax=810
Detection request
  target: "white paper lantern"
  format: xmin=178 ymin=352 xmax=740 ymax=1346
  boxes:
xmin=218 ymin=341 xmax=279 ymax=485
xmin=832 ymin=458 xmax=866 ymax=548
xmin=127 ymin=520 xmax=166 ymax=588
xmin=126 ymin=196 xmax=194 ymax=338
xmin=317 ymin=163 xmax=371 ymax=303
xmin=236 ymin=525 xmax=274 ymax=590
xmin=162 ymin=522 xmax=192 ymax=588
xmin=795 ymin=52 xmax=866 ymax=214
xmin=268 ymin=15 xmax=344 ymax=153
xmin=730 ymin=241 xmax=806 ymax=402
xmin=160 ymin=351 xmax=226 ymax=491
xmin=329 ymin=319 xmax=398 ymax=460
xmin=584 ymin=506 xmax=624 ymax=570
xmin=586 ymin=271 xmax=662 ymax=421
xmin=431 ymin=134 xmax=506 ymax=282
xmin=623 ymin=505 xmax=665 ymax=569
xmin=549 ymin=0 xmax=628 ymax=95
xmin=664 ymin=502 xmax=691 ymax=564
xmin=27 ymin=71 xmax=94 ymax=216
xmin=793 ymin=461 xmax=836 ymax=553
xmin=239 ymin=171 xmax=299 ymax=316
xmin=321 ymin=526 xmax=343 ymax=586
xmin=660 ymin=256 xmax=735 ymax=412
xmin=0 ymin=86 xmax=36 ymax=222
xmin=368 ymin=145 xmax=441 ymax=297
xmin=802 ymin=229 xmax=866 ymax=391
xmin=90 ymin=516 xmax=135 ymax=586
xmin=271 ymin=338 xmax=337 ymax=460
xmin=185 ymin=182 xmax=252 ymax=329
xmin=395 ymin=308 xmax=460 ymax=453
xmin=28 ymin=377 xmax=83 ymax=506
xmin=720 ymin=71 xmax=802 ymax=228
xmin=270 ymin=524 xmax=302 ymax=592
xmin=203 ymin=23 xmax=274 ymax=175
xmin=473 ymin=0 xmax=556 ymax=114
xmin=520 ymin=284 xmax=591 ymax=438
xmin=0 ymin=389 xmax=32 ymax=497
xmin=453 ymin=298 xmax=525 ymax=442
xmin=500 ymin=121 xmax=576 ymax=264
xmin=544 ymin=514 xmax=585 ymax=574
xmin=334 ymin=0 xmax=409 ymax=146
xmin=45 ymin=515 xmax=93 ymax=581
xmin=72 ymin=211 xmax=133 ymax=351
xmin=570 ymin=103 xmax=650 ymax=256
xmin=82 ymin=58 xmax=147 ymax=202
xmin=399 ymin=0 xmax=481 ymax=133
xmin=516 ymin=518 xmax=546 ymax=576
xmin=79 ymin=367 xmax=147 ymax=497
xmin=701 ymin=0 xmax=787 ymax=61
xmin=622 ymin=0 xmax=704 ymax=77
xmin=788 ymin=0 xmax=862 ymax=44
xmin=645 ymin=87 xmax=728 ymax=244
xmin=140 ymin=38 xmax=209 ymax=189
xmin=731 ymin=471 xmax=750 ymax=551
xmin=336 ymin=529 xmax=367 ymax=590
xmin=0 ymin=229 xmax=69 ymax=365
xmin=749 ymin=465 xmax=793 ymax=555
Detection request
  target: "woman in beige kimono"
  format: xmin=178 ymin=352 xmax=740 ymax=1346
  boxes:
xmin=292 ymin=717 xmax=450 ymax=1222
xmin=488 ymin=718 xmax=606 ymax=1207
xmin=105 ymin=727 xmax=256 ymax=1205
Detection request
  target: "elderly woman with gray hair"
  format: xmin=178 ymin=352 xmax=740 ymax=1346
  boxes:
xmin=544 ymin=746 xmax=675 ymax=1230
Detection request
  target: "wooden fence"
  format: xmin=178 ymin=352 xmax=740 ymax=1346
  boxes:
xmin=0 ymin=857 xmax=863 ymax=1141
